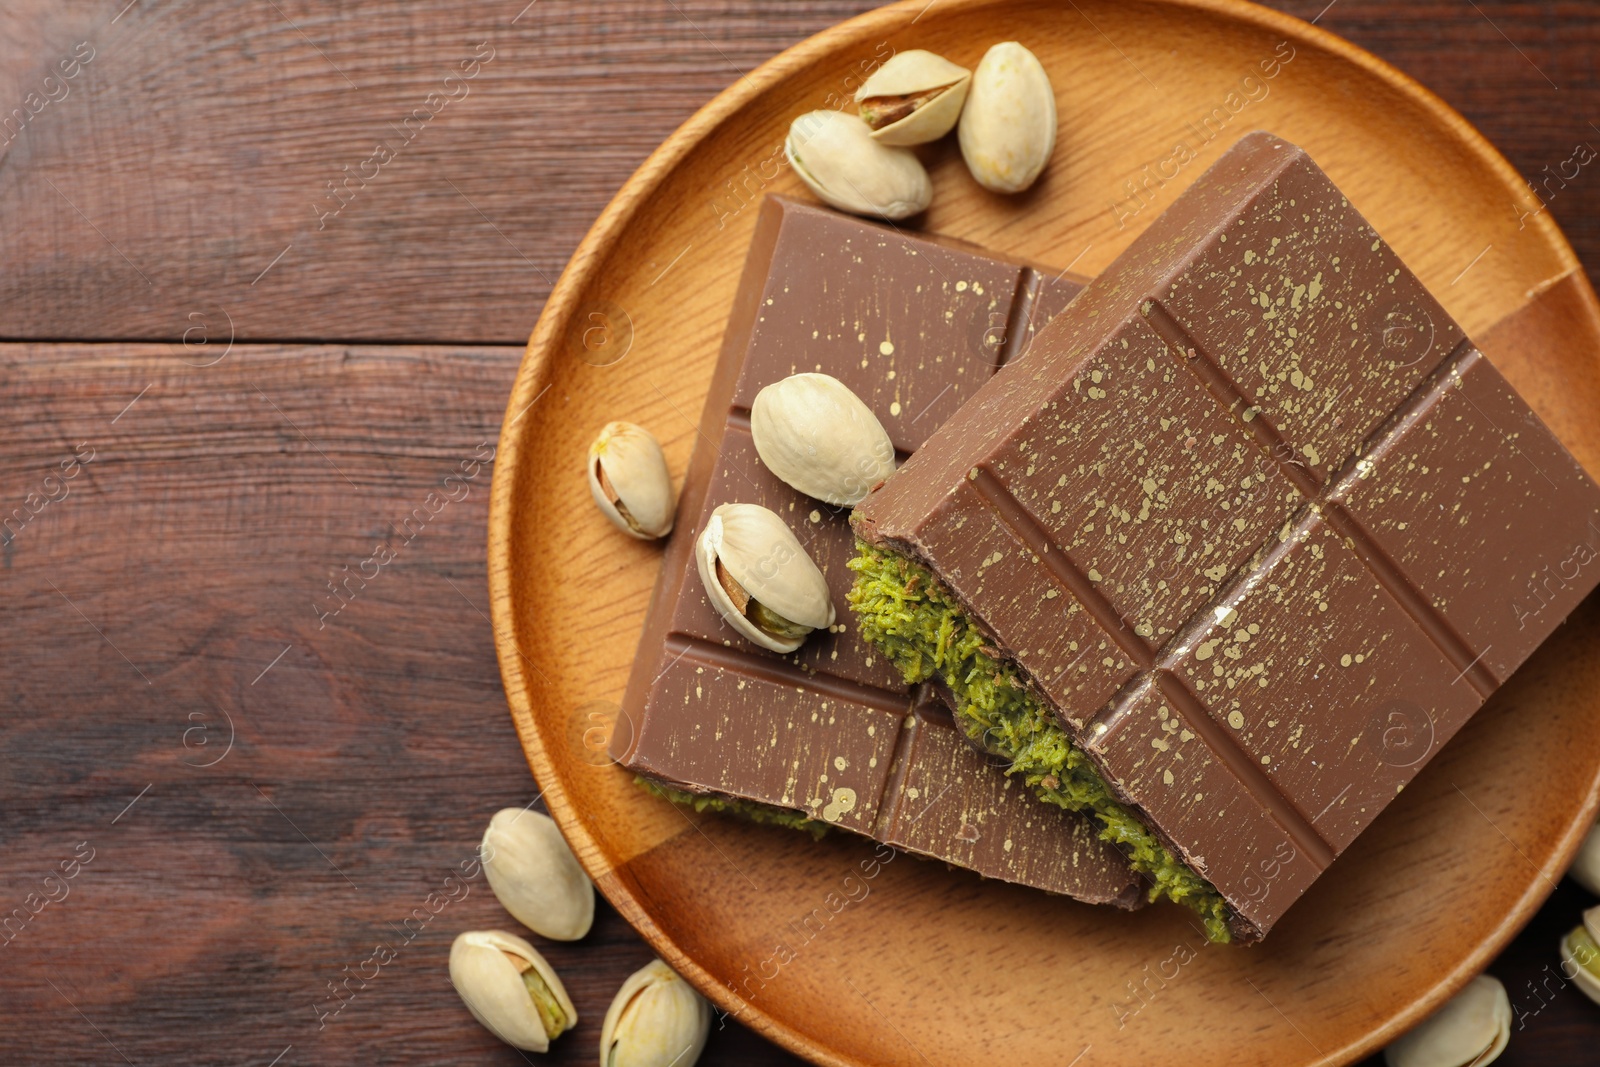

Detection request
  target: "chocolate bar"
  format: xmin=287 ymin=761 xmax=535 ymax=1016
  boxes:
xmin=613 ymin=195 xmax=1143 ymax=907
xmin=852 ymin=131 xmax=1600 ymax=941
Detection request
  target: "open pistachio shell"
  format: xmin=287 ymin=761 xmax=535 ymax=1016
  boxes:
xmin=588 ymin=421 xmax=675 ymax=539
xmin=957 ymin=41 xmax=1057 ymax=194
xmin=1568 ymin=817 xmax=1600 ymax=894
xmin=1382 ymin=975 xmax=1511 ymax=1067
xmin=600 ymin=958 xmax=711 ymax=1067
xmin=481 ymin=808 xmax=595 ymax=941
xmin=449 ymin=930 xmax=577 ymax=1053
xmin=785 ymin=109 xmax=931 ymax=220
xmin=695 ymin=503 xmax=834 ymax=653
xmin=856 ymin=49 xmax=971 ymax=145
xmin=750 ymin=372 xmax=895 ymax=506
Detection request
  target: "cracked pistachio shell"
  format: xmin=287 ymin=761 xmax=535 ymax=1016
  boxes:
xmin=600 ymin=958 xmax=711 ymax=1067
xmin=588 ymin=421 xmax=675 ymax=539
xmin=481 ymin=808 xmax=595 ymax=941
xmin=957 ymin=41 xmax=1056 ymax=194
xmin=695 ymin=503 xmax=835 ymax=653
xmin=449 ymin=930 xmax=577 ymax=1053
xmin=750 ymin=373 xmax=895 ymax=506
xmin=855 ymin=49 xmax=971 ymax=146
xmin=1568 ymin=817 xmax=1600 ymax=894
xmin=1383 ymin=975 xmax=1510 ymax=1067
xmin=785 ymin=109 xmax=931 ymax=220
xmin=1560 ymin=904 xmax=1600 ymax=1006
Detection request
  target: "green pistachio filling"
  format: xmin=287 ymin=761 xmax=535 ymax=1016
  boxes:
xmin=637 ymin=777 xmax=830 ymax=839
xmin=520 ymin=967 xmax=571 ymax=1039
xmin=848 ymin=540 xmax=1233 ymax=943
xmin=1567 ymin=925 xmax=1600 ymax=980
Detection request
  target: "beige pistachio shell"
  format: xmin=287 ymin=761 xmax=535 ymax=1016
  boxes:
xmin=449 ymin=930 xmax=577 ymax=1053
xmin=750 ymin=373 xmax=895 ymax=506
xmin=588 ymin=421 xmax=675 ymax=539
xmin=695 ymin=503 xmax=835 ymax=653
xmin=785 ymin=110 xmax=931 ymax=220
xmin=1383 ymin=975 xmax=1510 ymax=1067
xmin=957 ymin=41 xmax=1056 ymax=193
xmin=1568 ymin=817 xmax=1600 ymax=894
xmin=1560 ymin=905 xmax=1600 ymax=1005
xmin=856 ymin=49 xmax=971 ymax=145
xmin=481 ymin=808 xmax=595 ymax=941
xmin=600 ymin=958 xmax=711 ymax=1067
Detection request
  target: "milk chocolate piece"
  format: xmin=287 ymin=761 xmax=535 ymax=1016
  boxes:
xmin=614 ymin=195 xmax=1142 ymax=906
xmin=853 ymin=132 xmax=1600 ymax=939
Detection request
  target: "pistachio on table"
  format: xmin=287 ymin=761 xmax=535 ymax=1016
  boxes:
xmin=1562 ymin=903 xmax=1600 ymax=1006
xmin=1383 ymin=974 xmax=1511 ymax=1067
xmin=589 ymin=421 xmax=675 ymax=539
xmin=695 ymin=502 xmax=834 ymax=653
xmin=481 ymin=808 xmax=595 ymax=941
xmin=750 ymin=372 xmax=895 ymax=506
xmin=1568 ymin=816 xmax=1600 ymax=895
xmin=600 ymin=958 xmax=711 ymax=1067
xmin=958 ymin=41 xmax=1057 ymax=194
xmin=785 ymin=109 xmax=932 ymax=220
xmin=449 ymin=930 xmax=577 ymax=1052
xmin=856 ymin=49 xmax=971 ymax=145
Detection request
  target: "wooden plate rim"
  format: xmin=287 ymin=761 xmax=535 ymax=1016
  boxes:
xmin=487 ymin=2 xmax=1600 ymax=1063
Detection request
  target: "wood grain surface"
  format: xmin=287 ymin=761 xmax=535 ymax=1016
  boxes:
xmin=0 ymin=2 xmax=1596 ymax=1065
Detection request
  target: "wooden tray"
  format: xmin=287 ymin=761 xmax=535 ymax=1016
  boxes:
xmin=487 ymin=2 xmax=1600 ymax=1063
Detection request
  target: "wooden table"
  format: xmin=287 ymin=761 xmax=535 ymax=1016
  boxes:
xmin=1 ymin=2 xmax=1596 ymax=1064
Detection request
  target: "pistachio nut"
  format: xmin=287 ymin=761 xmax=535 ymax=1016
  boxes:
xmin=695 ymin=503 xmax=835 ymax=653
xmin=957 ymin=41 xmax=1056 ymax=194
xmin=1568 ymin=816 xmax=1600 ymax=894
xmin=449 ymin=930 xmax=577 ymax=1052
xmin=481 ymin=808 xmax=595 ymax=941
xmin=600 ymin=958 xmax=711 ymax=1067
xmin=588 ymin=421 xmax=675 ymax=539
xmin=1560 ymin=903 xmax=1600 ymax=1006
xmin=785 ymin=109 xmax=932 ymax=220
xmin=750 ymin=373 xmax=895 ymax=506
xmin=856 ymin=49 xmax=971 ymax=146
xmin=1382 ymin=974 xmax=1511 ymax=1067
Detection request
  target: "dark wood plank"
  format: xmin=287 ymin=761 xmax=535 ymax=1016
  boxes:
xmin=0 ymin=2 xmax=1594 ymax=347
xmin=0 ymin=0 xmax=880 ymax=345
xmin=0 ymin=342 xmax=805 ymax=1065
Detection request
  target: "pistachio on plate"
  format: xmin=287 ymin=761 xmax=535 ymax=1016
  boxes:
xmin=1561 ymin=903 xmax=1600 ymax=1006
xmin=958 ymin=41 xmax=1057 ymax=194
xmin=696 ymin=502 xmax=834 ymax=653
xmin=785 ymin=109 xmax=932 ymax=220
xmin=600 ymin=958 xmax=711 ymax=1067
xmin=1382 ymin=974 xmax=1510 ymax=1067
xmin=750 ymin=372 xmax=895 ymax=507
xmin=481 ymin=808 xmax=595 ymax=941
xmin=589 ymin=421 xmax=675 ymax=539
xmin=856 ymin=49 xmax=971 ymax=145
xmin=448 ymin=930 xmax=577 ymax=1052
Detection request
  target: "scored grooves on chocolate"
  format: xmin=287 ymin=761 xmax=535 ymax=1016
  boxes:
xmin=960 ymin=300 xmax=1500 ymax=869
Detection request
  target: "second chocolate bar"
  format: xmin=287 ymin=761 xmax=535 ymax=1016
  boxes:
xmin=613 ymin=195 xmax=1142 ymax=907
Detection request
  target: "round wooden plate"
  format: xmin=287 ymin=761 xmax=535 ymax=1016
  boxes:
xmin=488 ymin=2 xmax=1600 ymax=1063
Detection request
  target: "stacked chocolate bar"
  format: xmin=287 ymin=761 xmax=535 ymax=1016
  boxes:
xmin=616 ymin=134 xmax=1600 ymax=941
